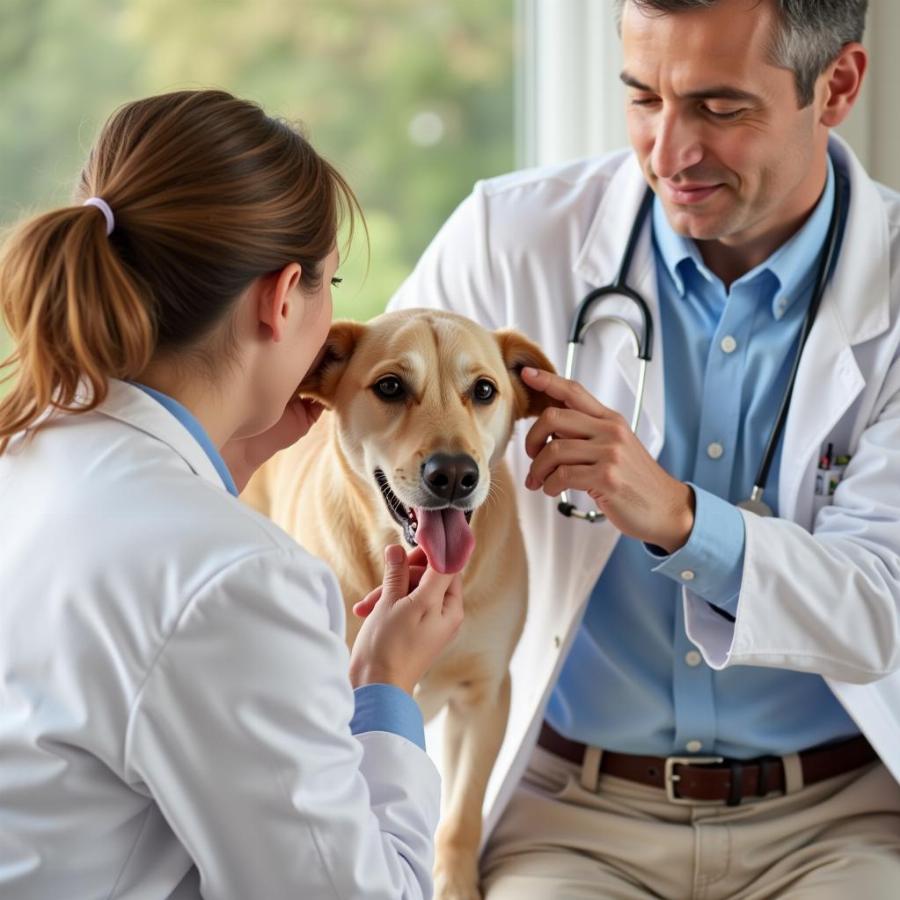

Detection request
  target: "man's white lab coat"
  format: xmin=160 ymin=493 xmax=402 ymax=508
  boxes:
xmin=390 ymin=133 xmax=900 ymax=841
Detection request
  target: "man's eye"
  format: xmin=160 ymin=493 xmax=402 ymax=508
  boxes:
xmin=704 ymin=106 xmax=744 ymax=120
xmin=330 ymin=277 xmax=343 ymax=287
xmin=472 ymin=379 xmax=496 ymax=404
xmin=373 ymin=376 xmax=405 ymax=401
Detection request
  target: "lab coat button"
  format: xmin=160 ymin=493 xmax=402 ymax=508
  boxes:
xmin=680 ymin=570 xmax=695 ymax=582
xmin=707 ymin=442 xmax=724 ymax=460
xmin=685 ymin=650 xmax=702 ymax=667
xmin=686 ymin=739 xmax=704 ymax=753
xmin=553 ymin=635 xmax=561 ymax=649
xmin=720 ymin=335 xmax=737 ymax=354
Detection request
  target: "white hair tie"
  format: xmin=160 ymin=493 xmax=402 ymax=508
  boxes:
xmin=82 ymin=197 xmax=115 ymax=236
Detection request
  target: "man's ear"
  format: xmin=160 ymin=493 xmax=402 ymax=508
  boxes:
xmin=494 ymin=329 xmax=560 ymax=419
xmin=298 ymin=320 xmax=365 ymax=408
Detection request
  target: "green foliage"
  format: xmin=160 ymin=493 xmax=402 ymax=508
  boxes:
xmin=0 ymin=0 xmax=515 ymax=392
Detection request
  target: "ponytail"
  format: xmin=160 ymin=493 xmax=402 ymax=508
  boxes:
xmin=0 ymin=89 xmax=363 ymax=456
xmin=0 ymin=204 xmax=154 ymax=453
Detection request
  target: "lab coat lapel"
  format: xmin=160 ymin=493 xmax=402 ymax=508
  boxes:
xmin=778 ymin=135 xmax=890 ymax=523
xmin=571 ymin=152 xmax=665 ymax=456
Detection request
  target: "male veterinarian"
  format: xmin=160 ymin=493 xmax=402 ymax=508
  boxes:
xmin=390 ymin=0 xmax=900 ymax=896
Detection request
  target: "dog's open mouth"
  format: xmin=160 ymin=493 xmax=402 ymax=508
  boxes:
xmin=374 ymin=468 xmax=475 ymax=574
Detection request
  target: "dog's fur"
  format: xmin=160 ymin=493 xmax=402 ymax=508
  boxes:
xmin=242 ymin=308 xmax=554 ymax=900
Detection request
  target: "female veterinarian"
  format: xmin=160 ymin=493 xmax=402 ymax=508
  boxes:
xmin=0 ymin=89 xmax=463 ymax=899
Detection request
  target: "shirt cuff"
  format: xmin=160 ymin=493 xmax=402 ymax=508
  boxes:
xmin=644 ymin=484 xmax=745 ymax=615
xmin=350 ymin=683 xmax=426 ymax=751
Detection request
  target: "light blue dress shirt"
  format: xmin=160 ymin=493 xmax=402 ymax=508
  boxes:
xmin=546 ymin=157 xmax=859 ymax=759
xmin=134 ymin=382 xmax=426 ymax=751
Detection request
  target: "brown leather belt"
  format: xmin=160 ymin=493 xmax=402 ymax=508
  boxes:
xmin=538 ymin=722 xmax=877 ymax=806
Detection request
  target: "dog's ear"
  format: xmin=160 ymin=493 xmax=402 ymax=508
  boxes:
xmin=298 ymin=320 xmax=365 ymax=408
xmin=494 ymin=329 xmax=560 ymax=419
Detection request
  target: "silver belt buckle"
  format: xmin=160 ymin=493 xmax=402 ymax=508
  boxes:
xmin=664 ymin=755 xmax=725 ymax=805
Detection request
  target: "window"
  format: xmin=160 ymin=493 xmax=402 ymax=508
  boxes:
xmin=0 ymin=0 xmax=517 ymax=388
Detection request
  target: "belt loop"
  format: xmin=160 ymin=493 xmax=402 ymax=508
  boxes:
xmin=580 ymin=745 xmax=603 ymax=792
xmin=782 ymin=752 xmax=804 ymax=794
xmin=726 ymin=760 xmax=743 ymax=806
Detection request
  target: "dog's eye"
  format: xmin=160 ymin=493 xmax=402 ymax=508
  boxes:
xmin=472 ymin=379 xmax=496 ymax=404
xmin=373 ymin=376 xmax=405 ymax=401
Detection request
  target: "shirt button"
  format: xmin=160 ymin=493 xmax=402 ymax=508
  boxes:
xmin=720 ymin=335 xmax=737 ymax=354
xmin=680 ymin=570 xmax=695 ymax=582
xmin=685 ymin=650 xmax=702 ymax=667
xmin=685 ymin=739 xmax=704 ymax=753
xmin=707 ymin=441 xmax=724 ymax=460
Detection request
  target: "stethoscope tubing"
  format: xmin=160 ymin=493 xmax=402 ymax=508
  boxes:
xmin=558 ymin=174 xmax=847 ymax=523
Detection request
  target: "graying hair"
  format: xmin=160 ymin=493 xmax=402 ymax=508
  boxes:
xmin=615 ymin=0 xmax=868 ymax=106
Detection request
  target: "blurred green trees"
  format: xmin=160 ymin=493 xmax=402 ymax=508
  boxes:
xmin=0 ymin=0 xmax=515 ymax=377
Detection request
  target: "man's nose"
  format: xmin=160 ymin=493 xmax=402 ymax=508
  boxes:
xmin=650 ymin=110 xmax=703 ymax=181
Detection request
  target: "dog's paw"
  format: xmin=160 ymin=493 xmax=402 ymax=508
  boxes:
xmin=433 ymin=861 xmax=482 ymax=900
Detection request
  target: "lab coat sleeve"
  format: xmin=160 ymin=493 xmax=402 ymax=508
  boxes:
xmin=685 ymin=357 xmax=900 ymax=684
xmin=123 ymin=548 xmax=440 ymax=900
xmin=388 ymin=182 xmax=502 ymax=329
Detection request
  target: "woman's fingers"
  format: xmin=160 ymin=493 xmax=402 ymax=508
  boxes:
xmin=353 ymin=565 xmax=428 ymax=618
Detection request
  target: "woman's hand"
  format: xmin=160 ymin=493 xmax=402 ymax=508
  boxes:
xmin=520 ymin=367 xmax=695 ymax=553
xmin=349 ymin=545 xmax=464 ymax=695
xmin=221 ymin=396 xmax=324 ymax=494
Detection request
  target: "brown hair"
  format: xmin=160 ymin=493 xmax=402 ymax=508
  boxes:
xmin=615 ymin=0 xmax=868 ymax=106
xmin=0 ymin=89 xmax=362 ymax=453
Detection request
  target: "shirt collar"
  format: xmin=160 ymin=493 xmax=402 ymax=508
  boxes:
xmin=652 ymin=155 xmax=836 ymax=320
xmin=131 ymin=382 xmax=238 ymax=496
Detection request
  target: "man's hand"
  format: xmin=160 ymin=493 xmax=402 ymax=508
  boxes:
xmin=521 ymin=367 xmax=695 ymax=553
xmin=222 ymin=396 xmax=324 ymax=494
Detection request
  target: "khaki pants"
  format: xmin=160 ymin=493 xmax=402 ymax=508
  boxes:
xmin=481 ymin=745 xmax=900 ymax=899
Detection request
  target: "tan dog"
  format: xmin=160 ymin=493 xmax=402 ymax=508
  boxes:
xmin=242 ymin=308 xmax=554 ymax=900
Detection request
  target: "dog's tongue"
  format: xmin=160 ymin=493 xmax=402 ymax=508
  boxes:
xmin=414 ymin=507 xmax=475 ymax=574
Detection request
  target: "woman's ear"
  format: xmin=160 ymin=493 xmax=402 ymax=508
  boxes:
xmin=494 ymin=329 xmax=559 ymax=419
xmin=297 ymin=320 xmax=365 ymax=408
xmin=259 ymin=263 xmax=302 ymax=342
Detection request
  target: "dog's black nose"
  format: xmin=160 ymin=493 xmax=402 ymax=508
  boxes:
xmin=422 ymin=453 xmax=479 ymax=502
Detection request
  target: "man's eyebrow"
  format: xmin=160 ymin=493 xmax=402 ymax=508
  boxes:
xmin=619 ymin=71 xmax=762 ymax=104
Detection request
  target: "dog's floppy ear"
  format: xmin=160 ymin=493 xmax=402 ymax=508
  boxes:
xmin=298 ymin=320 xmax=365 ymax=408
xmin=494 ymin=329 xmax=560 ymax=419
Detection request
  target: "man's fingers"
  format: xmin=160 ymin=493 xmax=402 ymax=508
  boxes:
xmin=524 ymin=408 xmax=617 ymax=459
xmin=526 ymin=439 xmax=605 ymax=488
xmin=541 ymin=463 xmax=603 ymax=499
xmin=521 ymin=367 xmax=611 ymax=418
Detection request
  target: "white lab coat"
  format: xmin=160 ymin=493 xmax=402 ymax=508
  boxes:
xmin=0 ymin=379 xmax=440 ymax=899
xmin=389 ymin=133 xmax=900 ymax=842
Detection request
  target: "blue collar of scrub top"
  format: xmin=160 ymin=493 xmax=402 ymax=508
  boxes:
xmin=652 ymin=155 xmax=837 ymax=321
xmin=131 ymin=382 xmax=239 ymax=497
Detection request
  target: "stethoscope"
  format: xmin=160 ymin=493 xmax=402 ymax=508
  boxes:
xmin=557 ymin=175 xmax=847 ymax=523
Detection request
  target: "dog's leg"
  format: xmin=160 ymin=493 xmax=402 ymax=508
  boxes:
xmin=433 ymin=670 xmax=511 ymax=900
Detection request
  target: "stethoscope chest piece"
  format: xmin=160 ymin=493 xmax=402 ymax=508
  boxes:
xmin=736 ymin=497 xmax=774 ymax=517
